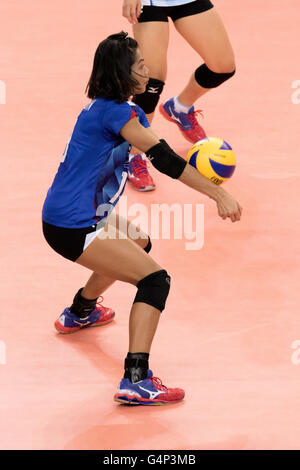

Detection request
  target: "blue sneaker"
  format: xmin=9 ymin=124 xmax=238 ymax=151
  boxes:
xmin=159 ymin=98 xmax=206 ymax=143
xmin=114 ymin=369 xmax=185 ymax=406
xmin=54 ymin=296 xmax=115 ymax=334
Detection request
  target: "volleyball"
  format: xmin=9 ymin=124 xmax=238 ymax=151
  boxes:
xmin=186 ymin=137 xmax=236 ymax=185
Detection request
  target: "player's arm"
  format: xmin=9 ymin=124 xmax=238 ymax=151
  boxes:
xmin=120 ymin=117 xmax=242 ymax=222
xmin=178 ymin=162 xmax=242 ymax=222
xmin=120 ymin=116 xmax=160 ymax=152
xmin=145 ymin=137 xmax=242 ymax=222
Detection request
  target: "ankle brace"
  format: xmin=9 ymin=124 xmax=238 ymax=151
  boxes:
xmin=124 ymin=352 xmax=149 ymax=383
xmin=70 ymin=288 xmax=98 ymax=318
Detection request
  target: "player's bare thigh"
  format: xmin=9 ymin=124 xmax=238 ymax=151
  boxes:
xmin=174 ymin=7 xmax=235 ymax=73
xmin=133 ymin=21 xmax=169 ymax=81
xmin=107 ymin=211 xmax=149 ymax=251
xmin=75 ymin=217 xmax=161 ymax=285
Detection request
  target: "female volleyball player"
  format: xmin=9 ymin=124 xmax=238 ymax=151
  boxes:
xmin=122 ymin=0 xmax=236 ymax=191
xmin=42 ymin=32 xmax=242 ymax=405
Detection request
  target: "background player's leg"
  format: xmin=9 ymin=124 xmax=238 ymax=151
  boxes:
xmin=174 ymin=7 xmax=235 ymax=107
xmin=128 ymin=21 xmax=169 ymax=191
xmin=132 ymin=21 xmax=169 ymax=92
xmin=132 ymin=21 xmax=169 ymax=125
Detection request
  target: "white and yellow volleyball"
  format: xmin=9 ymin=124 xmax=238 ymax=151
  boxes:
xmin=187 ymin=137 xmax=236 ymax=185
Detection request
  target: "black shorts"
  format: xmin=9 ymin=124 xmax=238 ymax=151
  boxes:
xmin=42 ymin=220 xmax=105 ymax=262
xmin=138 ymin=0 xmax=214 ymax=23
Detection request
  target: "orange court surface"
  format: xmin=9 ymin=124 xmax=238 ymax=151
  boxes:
xmin=1 ymin=0 xmax=300 ymax=451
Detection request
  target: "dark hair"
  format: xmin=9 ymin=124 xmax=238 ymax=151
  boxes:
xmin=85 ymin=32 xmax=139 ymax=103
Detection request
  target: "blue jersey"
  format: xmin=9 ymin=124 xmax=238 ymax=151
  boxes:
xmin=42 ymin=98 xmax=149 ymax=228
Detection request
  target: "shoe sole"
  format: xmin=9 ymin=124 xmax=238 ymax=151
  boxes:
xmin=114 ymin=396 xmax=184 ymax=406
xmin=127 ymin=180 xmax=156 ymax=192
xmin=54 ymin=313 xmax=115 ymax=334
xmin=159 ymin=104 xmax=205 ymax=144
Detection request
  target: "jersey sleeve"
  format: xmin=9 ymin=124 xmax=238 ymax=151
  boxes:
xmin=128 ymin=101 xmax=150 ymax=128
xmin=136 ymin=106 xmax=150 ymax=129
xmin=104 ymin=102 xmax=138 ymax=137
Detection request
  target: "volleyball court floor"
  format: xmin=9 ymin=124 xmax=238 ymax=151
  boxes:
xmin=0 ymin=0 xmax=300 ymax=450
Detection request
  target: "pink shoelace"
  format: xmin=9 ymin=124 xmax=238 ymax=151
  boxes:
xmin=150 ymin=376 xmax=168 ymax=392
xmin=187 ymin=109 xmax=204 ymax=128
xmin=130 ymin=155 xmax=149 ymax=177
xmin=96 ymin=296 xmax=104 ymax=308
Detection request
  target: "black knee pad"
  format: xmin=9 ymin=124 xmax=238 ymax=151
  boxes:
xmin=132 ymin=78 xmax=165 ymax=114
xmin=133 ymin=269 xmax=171 ymax=312
xmin=143 ymin=236 xmax=152 ymax=253
xmin=195 ymin=63 xmax=236 ymax=88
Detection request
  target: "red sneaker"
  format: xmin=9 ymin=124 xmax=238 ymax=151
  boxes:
xmin=159 ymin=98 xmax=207 ymax=143
xmin=114 ymin=369 xmax=185 ymax=405
xmin=128 ymin=154 xmax=156 ymax=191
xmin=54 ymin=296 xmax=115 ymax=334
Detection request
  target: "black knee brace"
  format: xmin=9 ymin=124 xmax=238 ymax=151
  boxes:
xmin=133 ymin=78 xmax=165 ymax=114
xmin=195 ymin=64 xmax=236 ymax=88
xmin=143 ymin=236 xmax=152 ymax=253
xmin=133 ymin=269 xmax=171 ymax=312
